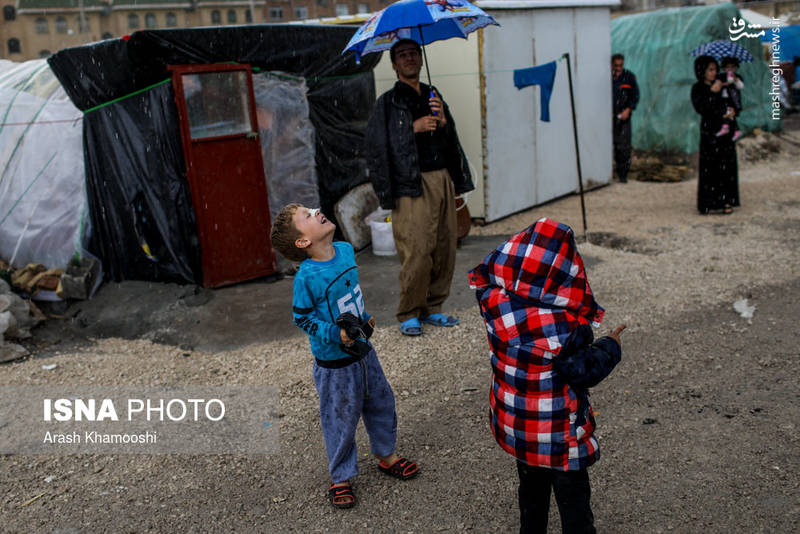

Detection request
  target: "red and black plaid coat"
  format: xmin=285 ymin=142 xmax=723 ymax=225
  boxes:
xmin=468 ymin=218 xmax=605 ymax=470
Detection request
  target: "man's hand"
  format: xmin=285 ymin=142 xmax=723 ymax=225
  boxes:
xmin=429 ymin=93 xmax=447 ymax=126
xmin=710 ymin=80 xmax=723 ymax=93
xmin=368 ymin=317 xmax=376 ymax=329
xmin=413 ymin=115 xmax=439 ymax=133
xmin=619 ymin=108 xmax=631 ymax=121
xmin=340 ymin=328 xmax=354 ymax=345
xmin=608 ymin=324 xmax=627 ymax=347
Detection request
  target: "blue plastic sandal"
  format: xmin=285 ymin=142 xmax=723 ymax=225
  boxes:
xmin=400 ymin=317 xmax=423 ymax=336
xmin=420 ymin=313 xmax=459 ymax=327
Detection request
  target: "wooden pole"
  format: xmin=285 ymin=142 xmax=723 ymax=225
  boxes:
xmin=562 ymin=52 xmax=588 ymax=240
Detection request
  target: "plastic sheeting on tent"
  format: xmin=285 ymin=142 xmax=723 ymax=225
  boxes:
xmin=254 ymin=73 xmax=319 ymax=220
xmin=81 ymin=72 xmax=321 ymax=284
xmin=81 ymin=81 xmax=200 ymax=283
xmin=611 ymin=3 xmax=780 ymax=154
xmin=47 ymin=25 xmax=379 ymax=283
xmin=0 ymin=59 xmax=89 ymax=270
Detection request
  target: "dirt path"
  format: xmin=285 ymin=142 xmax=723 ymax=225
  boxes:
xmin=1 ymin=134 xmax=799 ymax=532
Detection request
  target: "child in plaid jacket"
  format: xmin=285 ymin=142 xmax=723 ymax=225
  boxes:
xmin=469 ymin=218 xmax=625 ymax=534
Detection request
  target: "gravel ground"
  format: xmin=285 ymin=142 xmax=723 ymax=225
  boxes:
xmin=1 ymin=130 xmax=799 ymax=533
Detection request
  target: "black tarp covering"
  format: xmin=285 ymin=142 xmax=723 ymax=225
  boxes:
xmin=47 ymin=25 xmax=380 ymax=283
xmin=83 ymin=83 xmax=200 ymax=283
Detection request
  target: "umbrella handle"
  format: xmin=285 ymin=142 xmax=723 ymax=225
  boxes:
xmin=418 ymin=23 xmax=436 ymax=116
xmin=429 ymin=89 xmax=437 ymax=116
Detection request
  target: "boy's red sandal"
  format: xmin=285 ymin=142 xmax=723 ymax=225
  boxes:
xmin=329 ymin=482 xmax=356 ymax=509
xmin=378 ymin=457 xmax=419 ymax=480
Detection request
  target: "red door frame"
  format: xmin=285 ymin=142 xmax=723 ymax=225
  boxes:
xmin=170 ymin=63 xmax=276 ymax=287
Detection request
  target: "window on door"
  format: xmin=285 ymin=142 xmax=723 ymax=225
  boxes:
xmin=181 ymin=71 xmax=252 ymax=140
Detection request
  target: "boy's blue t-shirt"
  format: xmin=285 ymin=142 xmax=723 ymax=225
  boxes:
xmin=292 ymin=242 xmax=371 ymax=361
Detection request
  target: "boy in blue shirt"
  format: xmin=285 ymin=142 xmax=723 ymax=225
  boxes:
xmin=270 ymin=203 xmax=419 ymax=509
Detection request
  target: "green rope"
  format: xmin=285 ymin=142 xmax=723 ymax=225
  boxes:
xmin=83 ymin=78 xmax=171 ymax=114
xmin=0 ymin=152 xmax=56 ymax=228
xmin=80 ymin=65 xmax=560 ymax=120
xmin=79 ymin=70 xmax=369 ymax=114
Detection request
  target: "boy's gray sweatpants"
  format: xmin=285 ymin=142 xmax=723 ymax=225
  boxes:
xmin=312 ymin=349 xmax=397 ymax=483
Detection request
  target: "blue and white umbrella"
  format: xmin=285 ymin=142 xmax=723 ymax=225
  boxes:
xmin=689 ymin=40 xmax=754 ymax=63
xmin=343 ymin=0 xmax=499 ymax=83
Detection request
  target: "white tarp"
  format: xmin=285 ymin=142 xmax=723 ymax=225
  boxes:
xmin=0 ymin=59 xmax=87 ymax=269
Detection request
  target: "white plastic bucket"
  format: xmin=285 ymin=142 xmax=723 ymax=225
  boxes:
xmin=365 ymin=208 xmax=397 ymax=256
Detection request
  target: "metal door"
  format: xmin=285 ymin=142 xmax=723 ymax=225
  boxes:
xmin=171 ymin=64 xmax=276 ymax=287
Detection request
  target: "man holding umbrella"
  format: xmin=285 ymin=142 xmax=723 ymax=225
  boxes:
xmin=365 ymin=39 xmax=473 ymax=336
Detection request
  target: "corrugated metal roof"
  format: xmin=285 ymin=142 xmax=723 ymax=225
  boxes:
xmin=112 ymin=0 xmax=190 ymax=5
xmin=18 ymin=0 xmax=249 ymax=8
xmin=18 ymin=0 xmax=107 ymax=9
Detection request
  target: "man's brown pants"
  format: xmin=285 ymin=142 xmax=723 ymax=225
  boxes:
xmin=391 ymin=169 xmax=457 ymax=322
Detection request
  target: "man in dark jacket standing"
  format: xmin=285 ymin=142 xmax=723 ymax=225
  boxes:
xmin=611 ymin=53 xmax=639 ymax=183
xmin=365 ymin=39 xmax=474 ymax=336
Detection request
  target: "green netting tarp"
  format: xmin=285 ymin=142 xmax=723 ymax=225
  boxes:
xmin=611 ymin=2 xmax=779 ymax=154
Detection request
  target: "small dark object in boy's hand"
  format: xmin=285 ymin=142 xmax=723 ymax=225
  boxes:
xmin=336 ymin=312 xmax=373 ymax=341
xmin=336 ymin=313 xmax=374 ymax=357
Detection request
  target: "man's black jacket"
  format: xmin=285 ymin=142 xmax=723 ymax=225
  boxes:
xmin=365 ymin=82 xmax=474 ymax=210
xmin=612 ymin=68 xmax=639 ymax=117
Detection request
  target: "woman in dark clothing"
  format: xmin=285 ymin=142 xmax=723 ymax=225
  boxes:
xmin=691 ymin=55 xmax=740 ymax=215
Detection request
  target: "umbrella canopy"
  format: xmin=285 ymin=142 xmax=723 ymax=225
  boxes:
xmin=343 ymin=0 xmax=499 ymax=60
xmin=689 ymin=40 xmax=754 ymax=62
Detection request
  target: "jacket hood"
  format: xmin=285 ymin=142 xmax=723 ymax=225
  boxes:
xmin=469 ymin=217 xmax=604 ymax=328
